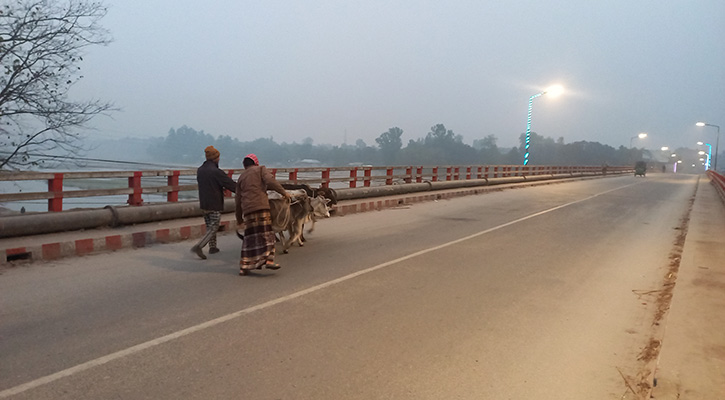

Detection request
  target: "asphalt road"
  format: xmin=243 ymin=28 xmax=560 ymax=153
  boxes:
xmin=0 ymin=174 xmax=698 ymax=399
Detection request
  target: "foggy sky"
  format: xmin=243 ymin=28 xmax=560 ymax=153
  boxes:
xmin=71 ymin=0 xmax=725 ymax=152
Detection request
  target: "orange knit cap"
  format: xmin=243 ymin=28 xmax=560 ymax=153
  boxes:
xmin=205 ymin=146 xmax=220 ymax=160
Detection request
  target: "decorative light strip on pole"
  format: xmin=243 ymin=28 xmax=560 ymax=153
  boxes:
xmin=523 ymin=85 xmax=563 ymax=166
xmin=696 ymin=122 xmax=721 ymax=171
xmin=523 ymin=92 xmax=544 ymax=166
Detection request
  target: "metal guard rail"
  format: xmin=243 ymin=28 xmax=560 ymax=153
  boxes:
xmin=707 ymin=170 xmax=725 ymax=204
xmin=0 ymin=164 xmax=629 ymax=212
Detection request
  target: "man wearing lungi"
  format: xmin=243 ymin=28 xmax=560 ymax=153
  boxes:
xmin=191 ymin=146 xmax=237 ymax=260
xmin=234 ymin=153 xmax=289 ymax=275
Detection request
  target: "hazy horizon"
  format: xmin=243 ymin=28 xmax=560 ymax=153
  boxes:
xmin=69 ymin=1 xmax=724 ymax=152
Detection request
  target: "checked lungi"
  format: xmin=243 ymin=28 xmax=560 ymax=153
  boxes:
xmin=240 ymin=210 xmax=276 ymax=271
xmin=195 ymin=210 xmax=221 ymax=250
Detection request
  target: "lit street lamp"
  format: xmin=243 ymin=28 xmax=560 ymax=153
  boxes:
xmin=523 ymin=84 xmax=564 ymax=165
xmin=629 ymin=133 xmax=647 ymax=164
xmin=696 ymin=122 xmax=720 ymax=171
xmin=697 ymin=141 xmax=712 ymax=170
xmin=630 ymin=132 xmax=648 ymax=148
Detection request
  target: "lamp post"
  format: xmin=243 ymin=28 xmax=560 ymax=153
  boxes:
xmin=523 ymin=84 xmax=563 ymax=165
xmin=696 ymin=122 xmax=720 ymax=171
xmin=698 ymin=151 xmax=708 ymax=171
xmin=630 ymin=132 xmax=648 ymax=148
xmin=659 ymin=147 xmax=670 ymax=173
xmin=629 ymin=133 xmax=647 ymax=164
xmin=697 ymin=141 xmax=712 ymax=170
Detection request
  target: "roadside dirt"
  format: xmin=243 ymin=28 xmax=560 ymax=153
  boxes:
xmin=620 ymin=177 xmax=697 ymax=399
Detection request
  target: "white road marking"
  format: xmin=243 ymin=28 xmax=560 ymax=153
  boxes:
xmin=0 ymin=183 xmax=636 ymax=398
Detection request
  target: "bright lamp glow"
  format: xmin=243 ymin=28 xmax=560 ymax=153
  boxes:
xmin=661 ymin=146 xmax=669 ymax=151
xmin=544 ymin=85 xmax=564 ymax=98
xmin=696 ymin=122 xmax=706 ymax=127
xmin=638 ymin=132 xmax=648 ymax=139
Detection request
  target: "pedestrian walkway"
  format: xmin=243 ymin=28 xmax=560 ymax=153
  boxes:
xmin=650 ymin=176 xmax=725 ymax=399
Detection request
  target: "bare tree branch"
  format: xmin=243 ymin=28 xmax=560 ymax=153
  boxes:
xmin=0 ymin=0 xmax=115 ymax=170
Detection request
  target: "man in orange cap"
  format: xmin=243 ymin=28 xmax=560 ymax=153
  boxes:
xmin=191 ymin=145 xmax=236 ymax=259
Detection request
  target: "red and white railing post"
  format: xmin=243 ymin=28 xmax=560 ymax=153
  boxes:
xmin=167 ymin=170 xmax=180 ymax=202
xmin=48 ymin=173 xmax=64 ymax=212
xmin=321 ymin=168 xmax=331 ymax=188
xmin=288 ymin=168 xmax=298 ymax=183
xmin=349 ymin=167 xmax=358 ymax=188
xmin=127 ymin=171 xmax=143 ymax=206
xmin=385 ymin=168 xmax=394 ymax=185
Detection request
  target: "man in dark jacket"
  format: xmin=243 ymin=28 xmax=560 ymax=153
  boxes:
xmin=191 ymin=146 xmax=236 ymax=259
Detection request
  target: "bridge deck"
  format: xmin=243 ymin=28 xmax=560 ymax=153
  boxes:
xmin=1 ymin=174 xmax=723 ymax=398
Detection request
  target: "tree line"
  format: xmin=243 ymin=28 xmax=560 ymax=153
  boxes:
xmin=149 ymin=124 xmax=652 ymax=168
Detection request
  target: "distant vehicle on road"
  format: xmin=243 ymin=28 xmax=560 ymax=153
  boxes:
xmin=634 ymin=161 xmax=647 ymax=177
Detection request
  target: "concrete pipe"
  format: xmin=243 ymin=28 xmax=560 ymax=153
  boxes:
xmin=0 ymin=208 xmax=114 ymax=238
xmin=334 ymin=182 xmax=433 ymax=200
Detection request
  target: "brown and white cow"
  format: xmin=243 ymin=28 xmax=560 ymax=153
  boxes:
xmin=268 ymin=190 xmax=330 ymax=253
xmin=280 ymin=183 xmax=335 ymax=239
xmin=305 ymin=195 xmax=331 ymax=236
xmin=237 ymin=189 xmax=332 ymax=253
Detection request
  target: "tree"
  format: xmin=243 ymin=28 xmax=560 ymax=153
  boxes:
xmin=424 ymin=123 xmax=454 ymax=145
xmin=0 ymin=0 xmax=114 ymax=170
xmin=474 ymin=134 xmax=501 ymax=164
xmin=150 ymin=125 xmax=215 ymax=165
xmin=375 ymin=127 xmax=403 ymax=164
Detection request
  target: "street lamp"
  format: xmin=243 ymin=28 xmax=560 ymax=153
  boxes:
xmin=697 ymin=141 xmax=712 ymax=170
xmin=628 ymin=133 xmax=647 ymax=164
xmin=696 ymin=122 xmax=720 ymax=171
xmin=523 ymin=84 xmax=564 ymax=165
xmin=630 ymin=132 xmax=648 ymax=148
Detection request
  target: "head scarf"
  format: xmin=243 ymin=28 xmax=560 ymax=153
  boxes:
xmin=245 ymin=153 xmax=259 ymax=165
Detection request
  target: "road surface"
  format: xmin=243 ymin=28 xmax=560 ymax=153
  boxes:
xmin=0 ymin=174 xmax=698 ymax=399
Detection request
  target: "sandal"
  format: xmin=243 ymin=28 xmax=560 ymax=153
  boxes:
xmin=265 ymin=263 xmax=281 ymax=270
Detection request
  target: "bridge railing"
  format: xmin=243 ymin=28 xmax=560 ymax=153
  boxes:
xmin=0 ymin=164 xmax=628 ymax=212
xmin=707 ymin=170 xmax=725 ymax=204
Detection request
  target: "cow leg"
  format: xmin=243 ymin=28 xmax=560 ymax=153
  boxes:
xmin=307 ymin=215 xmax=317 ymax=234
xmin=277 ymin=230 xmax=290 ymax=254
xmin=286 ymin=220 xmax=305 ymax=251
xmin=282 ymin=229 xmax=294 ymax=253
